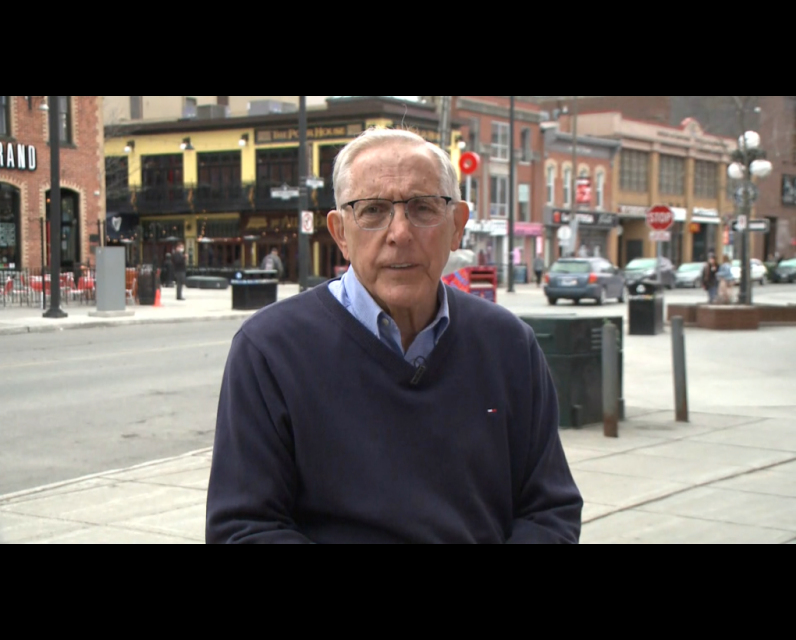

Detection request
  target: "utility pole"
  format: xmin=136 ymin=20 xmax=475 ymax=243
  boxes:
xmin=507 ymin=96 xmax=516 ymax=293
xmin=438 ymin=96 xmax=452 ymax=155
xmin=570 ymin=95 xmax=578 ymax=258
xmin=298 ymin=95 xmax=310 ymax=291
xmin=43 ymin=96 xmax=67 ymax=319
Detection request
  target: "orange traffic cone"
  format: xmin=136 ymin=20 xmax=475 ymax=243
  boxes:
xmin=154 ymin=287 xmax=162 ymax=307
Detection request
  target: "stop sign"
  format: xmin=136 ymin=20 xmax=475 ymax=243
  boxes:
xmin=646 ymin=205 xmax=674 ymax=231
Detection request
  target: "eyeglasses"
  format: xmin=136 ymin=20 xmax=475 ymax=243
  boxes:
xmin=341 ymin=195 xmax=454 ymax=231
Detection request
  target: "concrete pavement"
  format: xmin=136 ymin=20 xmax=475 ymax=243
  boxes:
xmin=1 ymin=408 xmax=794 ymax=544
xmin=2 ymin=279 xmax=796 ymax=543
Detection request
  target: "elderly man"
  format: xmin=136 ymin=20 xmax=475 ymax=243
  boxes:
xmin=206 ymin=128 xmax=582 ymax=544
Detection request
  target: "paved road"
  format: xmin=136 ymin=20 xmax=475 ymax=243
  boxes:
xmin=0 ymin=320 xmax=245 ymax=495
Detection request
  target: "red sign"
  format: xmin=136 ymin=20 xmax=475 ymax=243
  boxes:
xmin=576 ymin=178 xmax=591 ymax=205
xmin=459 ymin=152 xmax=480 ymax=175
xmin=646 ymin=205 xmax=674 ymax=232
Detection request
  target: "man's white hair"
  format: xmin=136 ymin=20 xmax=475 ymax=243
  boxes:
xmin=332 ymin=127 xmax=461 ymax=209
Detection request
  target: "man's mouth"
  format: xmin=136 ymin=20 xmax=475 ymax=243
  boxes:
xmin=387 ymin=264 xmax=416 ymax=270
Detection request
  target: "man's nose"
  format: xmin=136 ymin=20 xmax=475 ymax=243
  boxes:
xmin=387 ymin=204 xmax=413 ymax=241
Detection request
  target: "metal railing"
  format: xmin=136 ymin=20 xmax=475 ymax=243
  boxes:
xmin=1 ymin=267 xmax=98 ymax=308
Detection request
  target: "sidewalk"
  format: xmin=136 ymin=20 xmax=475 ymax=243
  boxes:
xmin=0 ymin=284 xmax=302 ymax=336
xmin=1 ymin=407 xmax=794 ymax=543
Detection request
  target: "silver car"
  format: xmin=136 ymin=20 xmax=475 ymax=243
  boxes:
xmin=544 ymin=258 xmax=626 ymax=306
xmin=675 ymin=262 xmax=705 ymax=288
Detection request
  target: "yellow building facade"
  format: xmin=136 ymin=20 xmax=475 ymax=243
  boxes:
xmin=104 ymin=97 xmax=462 ymax=281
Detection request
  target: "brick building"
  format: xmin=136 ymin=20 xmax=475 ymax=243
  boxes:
xmin=447 ymin=96 xmax=545 ymax=278
xmin=536 ymin=96 xmax=796 ymax=260
xmin=539 ymin=122 xmax=620 ymax=264
xmin=0 ymin=96 xmax=104 ymax=271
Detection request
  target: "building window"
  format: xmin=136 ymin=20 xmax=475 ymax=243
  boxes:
xmin=694 ymin=160 xmax=718 ymax=199
xmin=197 ymin=151 xmax=242 ymax=199
xmin=0 ymin=96 xmax=9 ymax=137
xmin=217 ymin=96 xmax=229 ymax=107
xmin=595 ymin=171 xmax=605 ymax=210
xmin=105 ymin=156 xmax=129 ymax=202
xmin=58 ymin=96 xmax=72 ymax=144
xmin=521 ymin=128 xmax=531 ymax=162
xmin=257 ymin=148 xmax=299 ymax=196
xmin=319 ymin=145 xmax=342 ymax=187
xmin=620 ymin=149 xmax=649 ymax=192
xmin=184 ymin=97 xmax=197 ymax=118
xmin=546 ymin=165 xmax=555 ymax=205
xmin=141 ymin=154 xmax=184 ymax=203
xmin=659 ymin=154 xmax=685 ymax=195
xmin=130 ymin=96 xmax=143 ymax=120
xmin=519 ymin=184 xmax=531 ymax=222
xmin=490 ymin=175 xmax=508 ymax=217
xmin=0 ymin=182 xmax=20 ymax=269
xmin=563 ymin=167 xmax=572 ymax=206
xmin=460 ymin=177 xmax=479 ymax=216
xmin=491 ymin=121 xmax=509 ymax=161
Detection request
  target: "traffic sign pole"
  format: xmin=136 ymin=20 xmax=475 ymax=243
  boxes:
xmin=646 ymin=205 xmax=674 ymax=291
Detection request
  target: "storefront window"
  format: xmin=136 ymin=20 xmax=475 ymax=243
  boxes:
xmin=46 ymin=189 xmax=80 ymax=268
xmin=0 ymin=183 xmax=20 ymax=269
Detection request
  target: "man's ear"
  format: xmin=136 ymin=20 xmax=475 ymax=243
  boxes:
xmin=450 ymin=202 xmax=470 ymax=251
xmin=327 ymin=210 xmax=350 ymax=260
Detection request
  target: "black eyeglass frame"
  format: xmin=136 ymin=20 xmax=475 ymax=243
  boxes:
xmin=340 ymin=195 xmax=455 ymax=230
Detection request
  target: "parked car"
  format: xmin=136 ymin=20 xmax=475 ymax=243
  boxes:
xmin=675 ymin=262 xmax=706 ymax=288
xmin=544 ymin=258 xmax=626 ymax=306
xmin=730 ymin=259 xmax=767 ymax=285
xmin=623 ymin=257 xmax=676 ymax=290
xmin=772 ymin=258 xmax=796 ymax=283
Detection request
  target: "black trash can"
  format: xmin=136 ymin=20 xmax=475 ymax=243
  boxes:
xmin=627 ymin=279 xmax=664 ymax=335
xmin=231 ymin=269 xmax=278 ymax=311
xmin=519 ymin=315 xmax=624 ymax=428
xmin=136 ymin=264 xmax=158 ymax=305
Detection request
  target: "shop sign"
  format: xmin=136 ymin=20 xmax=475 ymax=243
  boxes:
xmin=256 ymin=124 xmax=362 ymax=144
xmin=551 ymin=209 xmax=617 ymax=227
xmin=0 ymin=143 xmax=37 ymax=171
xmin=245 ymin=213 xmax=328 ymax=233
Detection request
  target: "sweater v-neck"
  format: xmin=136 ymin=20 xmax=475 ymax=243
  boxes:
xmin=314 ymin=282 xmax=458 ymax=386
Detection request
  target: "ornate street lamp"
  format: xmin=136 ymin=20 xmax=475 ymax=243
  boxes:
xmin=728 ymin=130 xmax=772 ymax=305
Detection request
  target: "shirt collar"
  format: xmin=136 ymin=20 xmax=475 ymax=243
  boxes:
xmin=341 ymin=268 xmax=450 ymax=341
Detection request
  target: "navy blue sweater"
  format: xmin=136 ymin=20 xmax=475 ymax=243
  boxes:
xmin=206 ymin=282 xmax=583 ymax=544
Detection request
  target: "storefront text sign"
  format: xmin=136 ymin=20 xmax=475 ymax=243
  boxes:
xmin=256 ymin=124 xmax=362 ymax=144
xmin=551 ymin=209 xmax=617 ymax=227
xmin=0 ymin=143 xmax=37 ymax=171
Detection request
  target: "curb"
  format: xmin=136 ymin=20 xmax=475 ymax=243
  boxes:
xmin=0 ymin=447 xmax=214 ymax=504
xmin=0 ymin=313 xmax=257 ymax=336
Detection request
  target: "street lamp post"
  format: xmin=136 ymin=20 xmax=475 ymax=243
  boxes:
xmin=43 ymin=95 xmax=67 ymax=319
xmin=727 ymin=129 xmax=772 ymax=306
xmin=298 ymin=95 xmax=310 ymax=292
xmin=507 ymin=96 xmax=515 ymax=293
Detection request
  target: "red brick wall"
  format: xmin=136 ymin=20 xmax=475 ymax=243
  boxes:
xmin=545 ymin=149 xmax=613 ymax=211
xmin=0 ymin=96 xmax=104 ymax=269
xmin=453 ymin=97 xmax=542 ymax=222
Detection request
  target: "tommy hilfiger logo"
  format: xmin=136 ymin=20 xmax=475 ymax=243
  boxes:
xmin=487 ymin=409 xmax=498 ymax=414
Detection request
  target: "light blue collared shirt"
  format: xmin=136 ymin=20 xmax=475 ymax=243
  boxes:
xmin=328 ymin=268 xmax=450 ymax=364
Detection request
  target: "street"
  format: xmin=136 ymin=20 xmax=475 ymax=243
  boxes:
xmin=1 ymin=281 xmax=795 ymax=497
xmin=0 ymin=321 xmax=244 ymax=495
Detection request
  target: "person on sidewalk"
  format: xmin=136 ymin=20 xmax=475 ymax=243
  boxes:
xmin=172 ymin=243 xmax=187 ymax=301
xmin=261 ymin=248 xmax=284 ymax=281
xmin=206 ymin=127 xmax=583 ymax=545
xmin=716 ymin=255 xmax=735 ymax=304
xmin=533 ymin=253 xmax=545 ymax=288
xmin=702 ymin=254 xmax=719 ymax=303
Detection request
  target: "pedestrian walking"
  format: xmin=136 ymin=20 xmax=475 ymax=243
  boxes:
xmin=172 ymin=243 xmax=187 ymax=301
xmin=261 ymin=248 xmax=284 ymax=281
xmin=716 ymin=255 xmax=735 ymax=304
xmin=206 ymin=127 xmax=583 ymax=545
xmin=533 ymin=254 xmax=545 ymax=288
xmin=702 ymin=254 xmax=719 ymax=303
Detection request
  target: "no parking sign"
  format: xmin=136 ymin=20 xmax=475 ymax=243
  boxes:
xmin=301 ymin=211 xmax=314 ymax=235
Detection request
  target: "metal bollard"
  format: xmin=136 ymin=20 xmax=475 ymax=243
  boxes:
xmin=671 ymin=316 xmax=689 ymax=422
xmin=602 ymin=322 xmax=619 ymax=438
